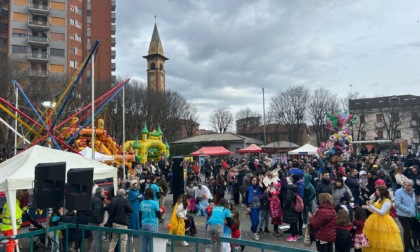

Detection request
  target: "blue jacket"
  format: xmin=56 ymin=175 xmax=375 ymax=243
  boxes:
xmin=394 ymin=188 xmax=417 ymax=218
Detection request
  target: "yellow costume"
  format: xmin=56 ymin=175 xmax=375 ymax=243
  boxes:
xmin=168 ymin=202 xmax=185 ymax=236
xmin=362 ymin=198 xmax=403 ymax=252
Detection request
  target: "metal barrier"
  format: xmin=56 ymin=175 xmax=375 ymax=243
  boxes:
xmin=0 ymin=223 xmax=314 ymax=252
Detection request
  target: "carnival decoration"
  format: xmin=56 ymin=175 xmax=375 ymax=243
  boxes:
xmin=317 ymin=111 xmax=357 ymax=163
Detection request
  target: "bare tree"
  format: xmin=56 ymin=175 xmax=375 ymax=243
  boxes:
xmin=269 ymin=85 xmax=309 ymax=144
xmin=307 ymin=88 xmax=339 ymax=144
xmin=378 ymin=98 xmax=410 ymax=142
xmin=235 ymin=107 xmax=261 ymax=134
xmin=182 ymin=103 xmax=199 ymax=137
xmin=209 ymin=108 xmax=234 ymax=133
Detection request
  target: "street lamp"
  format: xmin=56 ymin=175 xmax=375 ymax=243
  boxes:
xmin=41 ymin=101 xmax=56 ymax=148
xmin=262 ymin=87 xmax=267 ymax=146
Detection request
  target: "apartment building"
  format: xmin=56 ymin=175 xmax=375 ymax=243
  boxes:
xmin=349 ymin=95 xmax=420 ymax=145
xmin=1 ymin=0 xmax=116 ymax=95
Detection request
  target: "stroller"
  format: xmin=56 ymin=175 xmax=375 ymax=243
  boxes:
xmin=23 ymin=210 xmax=53 ymax=251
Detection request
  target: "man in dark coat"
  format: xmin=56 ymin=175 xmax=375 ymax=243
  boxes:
xmin=316 ymin=171 xmax=334 ymax=202
xmin=345 ymin=168 xmax=360 ymax=206
xmin=108 ymin=189 xmax=133 ymax=252
xmin=89 ymin=187 xmax=106 ymax=252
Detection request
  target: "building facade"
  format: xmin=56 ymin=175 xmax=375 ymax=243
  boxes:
xmin=1 ymin=0 xmax=115 ymax=94
xmin=349 ymin=95 xmax=420 ymax=145
xmin=236 ymin=117 xmax=314 ymax=147
xmin=143 ymin=23 xmax=168 ymax=92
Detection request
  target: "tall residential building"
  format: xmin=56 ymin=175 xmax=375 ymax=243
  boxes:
xmin=1 ymin=0 xmax=116 ymax=95
xmin=143 ymin=23 xmax=168 ymax=92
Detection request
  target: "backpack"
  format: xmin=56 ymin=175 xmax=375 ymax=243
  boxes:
xmin=293 ymin=193 xmax=304 ymax=212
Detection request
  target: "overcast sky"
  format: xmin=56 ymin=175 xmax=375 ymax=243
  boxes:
xmin=115 ymin=0 xmax=420 ymax=130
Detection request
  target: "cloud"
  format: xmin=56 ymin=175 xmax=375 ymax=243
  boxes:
xmin=116 ymin=0 xmax=420 ymax=129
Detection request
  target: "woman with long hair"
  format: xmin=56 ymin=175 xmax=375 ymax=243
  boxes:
xmin=168 ymin=194 xmax=189 ymax=246
xmin=245 ymin=176 xmax=263 ymax=241
xmin=309 ymin=193 xmax=337 ymax=252
xmin=362 ymin=185 xmax=403 ymax=252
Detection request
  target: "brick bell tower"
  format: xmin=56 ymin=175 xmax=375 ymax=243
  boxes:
xmin=143 ymin=22 xmax=169 ymax=92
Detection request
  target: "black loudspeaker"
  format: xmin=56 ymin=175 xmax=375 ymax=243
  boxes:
xmin=66 ymin=168 xmax=94 ymax=211
xmin=172 ymin=156 xmax=185 ymax=205
xmin=34 ymin=162 xmax=66 ymax=209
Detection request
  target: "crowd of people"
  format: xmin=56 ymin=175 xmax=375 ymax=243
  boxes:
xmin=2 ymin=151 xmax=420 ymax=252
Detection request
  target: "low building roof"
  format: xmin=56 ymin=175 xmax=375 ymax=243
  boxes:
xmin=172 ymin=132 xmax=263 ymax=145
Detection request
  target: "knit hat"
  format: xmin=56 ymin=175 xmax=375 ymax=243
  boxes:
xmin=372 ymin=164 xmax=379 ymax=169
xmin=374 ymin=179 xmax=386 ymax=186
xmin=359 ymin=170 xmax=367 ymax=176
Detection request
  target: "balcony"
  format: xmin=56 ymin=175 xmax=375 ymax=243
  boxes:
xmin=111 ymin=11 xmax=116 ymax=23
xmin=28 ymin=69 xmax=48 ymax=78
xmin=28 ymin=19 xmax=49 ymax=31
xmin=111 ymin=36 xmax=116 ymax=47
xmin=111 ymin=62 xmax=116 ymax=71
xmin=111 ymin=24 xmax=116 ymax=35
xmin=27 ymin=52 xmax=49 ymax=62
xmin=111 ymin=49 xmax=116 ymax=59
xmin=374 ymin=122 xmax=384 ymax=128
xmin=111 ymin=75 xmax=116 ymax=83
xmin=0 ymin=7 xmax=8 ymax=17
xmin=28 ymin=3 xmax=49 ymax=15
xmin=28 ymin=35 xmax=49 ymax=47
xmin=111 ymin=0 xmax=116 ymax=11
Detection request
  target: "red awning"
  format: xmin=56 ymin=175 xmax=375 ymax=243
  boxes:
xmin=237 ymin=144 xmax=262 ymax=154
xmin=190 ymin=146 xmax=234 ymax=156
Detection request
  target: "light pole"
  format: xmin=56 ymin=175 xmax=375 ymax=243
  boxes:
xmin=41 ymin=101 xmax=56 ymax=148
xmin=262 ymin=87 xmax=267 ymax=146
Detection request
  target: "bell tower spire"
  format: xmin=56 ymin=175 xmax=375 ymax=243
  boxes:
xmin=143 ymin=20 xmax=169 ymax=92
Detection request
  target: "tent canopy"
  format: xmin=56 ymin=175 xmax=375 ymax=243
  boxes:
xmin=0 ymin=145 xmax=118 ymax=236
xmin=288 ymin=143 xmax=319 ymax=156
xmin=79 ymin=147 xmax=114 ymax=161
xmin=238 ymin=144 xmax=262 ymax=154
xmin=190 ymin=146 xmax=234 ymax=156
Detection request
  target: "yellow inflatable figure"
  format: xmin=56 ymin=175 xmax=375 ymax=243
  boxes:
xmin=124 ymin=123 xmax=170 ymax=164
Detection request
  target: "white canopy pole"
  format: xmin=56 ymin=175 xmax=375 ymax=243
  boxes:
xmin=122 ymin=86 xmax=126 ymax=179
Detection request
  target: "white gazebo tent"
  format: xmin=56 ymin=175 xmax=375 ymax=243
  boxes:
xmin=79 ymin=147 xmax=114 ymax=162
xmin=0 ymin=145 xmax=118 ymax=237
xmin=288 ymin=143 xmax=319 ymax=156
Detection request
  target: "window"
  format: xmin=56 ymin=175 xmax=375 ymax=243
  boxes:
xmin=412 ymin=112 xmax=419 ymax=121
xmin=377 ymin=131 xmax=384 ymax=140
xmin=414 ymin=129 xmax=419 ymax=139
xmin=70 ymin=18 xmax=75 ymax=26
xmin=75 ymin=7 xmax=82 ymax=15
xmin=391 ymin=112 xmax=399 ymax=122
xmin=361 ymin=131 xmax=367 ymax=140
xmin=376 ymin=114 xmax=382 ymax=123
xmin=12 ymin=33 xmax=28 ymax=38
xmin=160 ymin=63 xmax=163 ymax=70
xmin=50 ymin=32 xmax=65 ymax=41
xmin=395 ymin=130 xmax=401 ymax=139
xmin=50 ymin=48 xmax=65 ymax=57
xmin=70 ymin=60 xmax=78 ymax=68
xmin=360 ymin=115 xmax=365 ymax=124
xmin=12 ymin=45 xmax=27 ymax=53
xmin=70 ymin=47 xmax=76 ymax=54
xmin=87 ymin=10 xmax=91 ymax=16
xmin=150 ymin=63 xmax=155 ymax=69
xmin=75 ymin=34 xmax=82 ymax=42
